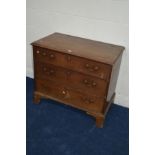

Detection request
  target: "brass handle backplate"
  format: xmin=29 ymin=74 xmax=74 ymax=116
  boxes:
xmin=82 ymin=97 xmax=95 ymax=104
xmin=42 ymin=66 xmax=55 ymax=76
xmin=85 ymin=64 xmax=99 ymax=72
xmin=83 ymin=79 xmax=97 ymax=87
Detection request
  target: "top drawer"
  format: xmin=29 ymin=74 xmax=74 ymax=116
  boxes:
xmin=33 ymin=46 xmax=111 ymax=81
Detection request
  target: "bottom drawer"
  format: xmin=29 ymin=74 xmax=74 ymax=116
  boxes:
xmin=35 ymin=79 xmax=105 ymax=113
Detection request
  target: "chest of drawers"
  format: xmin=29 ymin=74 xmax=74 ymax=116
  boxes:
xmin=31 ymin=33 xmax=124 ymax=127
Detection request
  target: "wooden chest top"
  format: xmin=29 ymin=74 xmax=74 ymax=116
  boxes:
xmin=32 ymin=33 xmax=125 ymax=65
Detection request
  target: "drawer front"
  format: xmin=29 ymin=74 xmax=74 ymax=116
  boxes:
xmin=35 ymin=79 xmax=104 ymax=112
xmin=33 ymin=46 xmax=111 ymax=81
xmin=35 ymin=62 xmax=108 ymax=97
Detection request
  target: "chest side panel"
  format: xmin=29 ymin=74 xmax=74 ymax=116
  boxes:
xmin=107 ymin=53 xmax=123 ymax=102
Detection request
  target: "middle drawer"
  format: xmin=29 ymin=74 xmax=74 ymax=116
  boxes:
xmin=35 ymin=62 xmax=108 ymax=97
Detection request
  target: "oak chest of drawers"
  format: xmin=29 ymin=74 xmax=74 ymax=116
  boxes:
xmin=31 ymin=33 xmax=124 ymax=127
